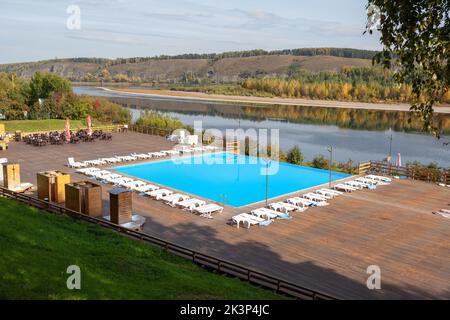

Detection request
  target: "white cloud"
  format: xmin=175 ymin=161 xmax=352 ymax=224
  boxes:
xmin=0 ymin=0 xmax=380 ymax=63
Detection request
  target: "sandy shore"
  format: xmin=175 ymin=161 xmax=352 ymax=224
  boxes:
xmin=102 ymin=87 xmax=450 ymax=114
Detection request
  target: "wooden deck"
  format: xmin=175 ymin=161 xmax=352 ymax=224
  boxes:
xmin=3 ymin=132 xmax=449 ymax=299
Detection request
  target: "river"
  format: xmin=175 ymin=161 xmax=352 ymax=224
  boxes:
xmin=74 ymin=86 xmax=450 ymax=167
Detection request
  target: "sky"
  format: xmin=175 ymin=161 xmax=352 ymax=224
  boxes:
xmin=0 ymin=0 xmax=381 ymax=64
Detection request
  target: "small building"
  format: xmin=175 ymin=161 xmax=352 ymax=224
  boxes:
xmin=37 ymin=171 xmax=71 ymax=203
xmin=2 ymin=163 xmax=20 ymax=190
xmin=105 ymin=188 xmax=145 ymax=231
xmin=65 ymin=181 xmax=102 ymax=217
xmin=109 ymin=188 xmax=132 ymax=224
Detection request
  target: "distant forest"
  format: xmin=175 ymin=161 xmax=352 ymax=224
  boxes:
xmin=55 ymin=48 xmax=378 ymax=65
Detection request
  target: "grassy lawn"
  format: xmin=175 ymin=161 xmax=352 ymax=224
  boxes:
xmin=0 ymin=119 xmax=109 ymax=133
xmin=0 ymin=197 xmax=284 ymax=300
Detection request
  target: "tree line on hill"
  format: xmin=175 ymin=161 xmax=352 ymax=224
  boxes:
xmin=68 ymin=47 xmax=377 ymax=66
xmin=0 ymin=72 xmax=130 ymax=123
xmin=241 ymin=66 xmax=450 ymax=104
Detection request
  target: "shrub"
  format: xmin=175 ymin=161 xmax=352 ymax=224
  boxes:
xmin=287 ymin=146 xmax=304 ymax=165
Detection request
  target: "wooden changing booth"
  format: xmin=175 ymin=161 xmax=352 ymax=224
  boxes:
xmin=37 ymin=171 xmax=71 ymax=203
xmin=3 ymin=163 xmax=21 ymax=190
xmin=109 ymin=188 xmax=132 ymax=224
xmin=65 ymin=181 xmax=102 ymax=217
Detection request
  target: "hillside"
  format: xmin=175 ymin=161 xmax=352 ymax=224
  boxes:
xmin=0 ymin=48 xmax=374 ymax=83
xmin=0 ymin=196 xmax=283 ymax=299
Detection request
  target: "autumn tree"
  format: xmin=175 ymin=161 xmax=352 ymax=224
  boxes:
xmin=366 ymin=0 xmax=449 ymax=135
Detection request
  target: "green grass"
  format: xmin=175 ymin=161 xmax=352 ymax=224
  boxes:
xmin=0 ymin=119 xmax=109 ymax=133
xmin=0 ymin=197 xmax=284 ymax=300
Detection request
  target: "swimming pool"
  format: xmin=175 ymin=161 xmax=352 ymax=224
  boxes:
xmin=113 ymin=152 xmax=351 ymax=207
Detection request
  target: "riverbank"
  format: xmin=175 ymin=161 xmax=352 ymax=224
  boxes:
xmin=103 ymin=87 xmax=450 ymax=114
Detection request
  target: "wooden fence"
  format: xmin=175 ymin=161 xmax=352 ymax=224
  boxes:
xmin=0 ymin=186 xmax=336 ymax=300
xmin=12 ymin=124 xmax=123 ymax=138
xmin=129 ymin=125 xmax=173 ymax=137
xmin=360 ymin=160 xmax=449 ymax=183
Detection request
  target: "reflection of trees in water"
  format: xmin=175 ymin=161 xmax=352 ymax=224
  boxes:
xmin=111 ymin=97 xmax=450 ymax=134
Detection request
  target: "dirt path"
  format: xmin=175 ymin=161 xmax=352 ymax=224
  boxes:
xmin=102 ymin=87 xmax=450 ymax=114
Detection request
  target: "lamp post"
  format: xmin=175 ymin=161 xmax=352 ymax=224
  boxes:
xmin=387 ymin=128 xmax=393 ymax=163
xmin=264 ymin=158 xmax=270 ymax=207
xmin=327 ymin=146 xmax=333 ymax=188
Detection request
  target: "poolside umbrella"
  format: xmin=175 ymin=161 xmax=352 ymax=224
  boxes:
xmin=64 ymin=118 xmax=71 ymax=142
xmin=396 ymin=153 xmax=402 ymax=167
xmin=86 ymin=115 xmax=92 ymax=136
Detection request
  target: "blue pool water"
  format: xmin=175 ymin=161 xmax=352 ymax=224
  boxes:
xmin=113 ymin=152 xmax=351 ymax=207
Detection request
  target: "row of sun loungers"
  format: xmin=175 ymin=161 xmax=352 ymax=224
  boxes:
xmin=76 ymin=167 xmax=223 ymax=217
xmin=333 ymin=175 xmax=391 ymax=192
xmin=232 ymin=187 xmax=346 ymax=228
xmin=230 ymin=178 xmax=394 ymax=229
xmin=67 ymin=146 xmax=220 ymax=169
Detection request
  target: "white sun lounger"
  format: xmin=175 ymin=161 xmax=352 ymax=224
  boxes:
xmin=161 ymin=193 xmax=189 ymax=204
xmin=131 ymin=153 xmax=152 ymax=160
xmin=433 ymin=210 xmax=450 ymax=219
xmin=269 ymin=202 xmax=305 ymax=212
xmin=195 ymin=204 xmax=224 ymax=216
xmin=314 ymin=189 xmax=337 ymax=199
xmin=9 ymin=182 xmax=34 ymax=193
xmin=304 ymin=193 xmax=328 ymax=201
xmin=76 ymin=167 xmax=100 ymax=174
xmin=314 ymin=190 xmax=333 ymax=199
xmin=287 ymin=197 xmax=314 ymax=208
xmin=90 ymin=170 xmax=112 ymax=178
xmin=320 ymin=188 xmax=343 ymax=195
xmin=84 ymin=159 xmax=106 ymax=166
xmin=101 ymin=157 xmax=121 ymax=164
xmin=178 ymin=148 xmax=193 ymax=154
xmin=232 ymin=213 xmax=267 ymax=229
xmin=152 ymin=152 xmax=166 ymax=158
xmin=176 ymin=198 xmax=206 ymax=211
xmin=121 ymin=180 xmax=146 ymax=189
xmin=334 ymin=184 xmax=357 ymax=192
xmin=132 ymin=184 xmax=159 ymax=193
xmin=302 ymin=193 xmax=329 ymax=206
xmin=366 ymin=175 xmax=392 ymax=182
xmin=316 ymin=188 xmax=342 ymax=198
xmin=357 ymin=177 xmax=389 ymax=185
xmin=67 ymin=157 xmax=88 ymax=168
xmin=115 ymin=155 xmax=136 ymax=162
xmin=438 ymin=183 xmax=450 ymax=188
xmin=251 ymin=208 xmax=279 ymax=219
xmin=146 ymin=188 xmax=173 ymax=199
xmin=101 ymin=173 xmax=122 ymax=182
xmin=111 ymin=177 xmax=134 ymax=185
xmin=161 ymin=150 xmax=180 ymax=156
xmin=345 ymin=180 xmax=368 ymax=189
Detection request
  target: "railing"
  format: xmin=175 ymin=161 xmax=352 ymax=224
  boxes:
xmin=363 ymin=160 xmax=449 ymax=183
xmin=129 ymin=125 xmax=173 ymax=138
xmin=11 ymin=124 xmax=123 ymax=138
xmin=358 ymin=161 xmax=371 ymax=175
xmin=0 ymin=186 xmax=336 ymax=300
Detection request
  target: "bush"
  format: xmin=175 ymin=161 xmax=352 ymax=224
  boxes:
xmin=310 ymin=155 xmax=329 ymax=169
xmin=287 ymin=146 xmax=304 ymax=165
xmin=406 ymin=161 xmax=444 ymax=182
xmin=135 ymin=110 xmax=187 ymax=131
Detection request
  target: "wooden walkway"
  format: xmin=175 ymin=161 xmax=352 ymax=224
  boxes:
xmin=3 ymin=132 xmax=449 ymax=299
